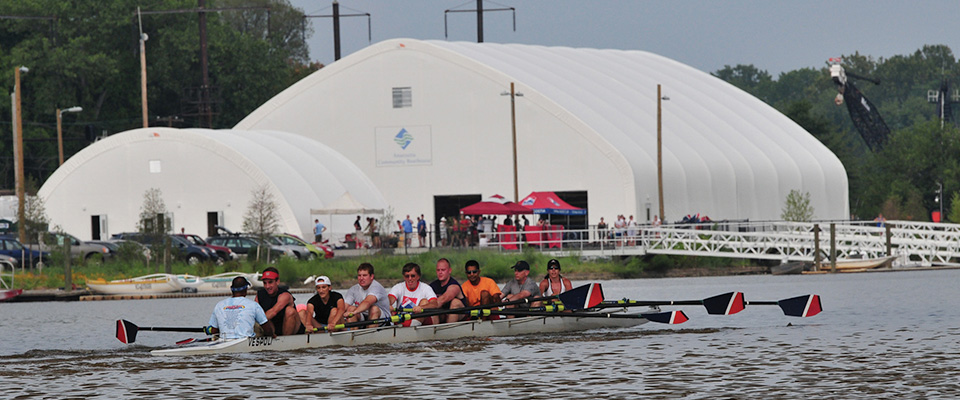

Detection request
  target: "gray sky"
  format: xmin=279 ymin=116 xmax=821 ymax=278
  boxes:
xmin=287 ymin=0 xmax=960 ymax=76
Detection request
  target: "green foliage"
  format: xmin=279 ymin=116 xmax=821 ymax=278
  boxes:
xmin=949 ymin=192 xmax=960 ymax=223
xmin=0 ymin=0 xmax=320 ymax=189
xmin=781 ymin=190 xmax=815 ymax=222
xmin=242 ymin=185 xmax=280 ymax=262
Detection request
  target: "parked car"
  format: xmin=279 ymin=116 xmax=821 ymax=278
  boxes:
xmin=0 ymin=236 xmax=50 ymax=268
xmin=174 ymin=233 xmax=237 ymax=262
xmin=206 ymin=235 xmax=289 ymax=261
xmin=113 ymin=232 xmax=216 ymax=265
xmin=275 ymin=233 xmax=334 ymax=259
xmin=89 ymin=240 xmax=152 ymax=262
xmin=24 ymin=232 xmax=112 ymax=263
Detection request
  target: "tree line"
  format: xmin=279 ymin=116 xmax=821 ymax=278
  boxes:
xmin=1 ymin=0 xmax=320 ymax=191
xmin=714 ymin=45 xmax=960 ymax=222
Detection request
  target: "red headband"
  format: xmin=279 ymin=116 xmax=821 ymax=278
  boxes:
xmin=261 ymin=271 xmax=279 ymax=280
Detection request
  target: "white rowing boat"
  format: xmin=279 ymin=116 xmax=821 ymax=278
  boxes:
xmin=87 ymin=274 xmax=181 ymax=295
xmin=151 ymin=311 xmax=651 ymax=356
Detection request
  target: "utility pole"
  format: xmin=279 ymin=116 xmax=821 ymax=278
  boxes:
xmin=138 ymin=2 xmax=270 ymax=128
xmin=303 ymin=1 xmax=371 ymax=62
xmin=14 ymin=66 xmax=27 ymax=243
xmin=444 ymin=1 xmax=515 ymax=42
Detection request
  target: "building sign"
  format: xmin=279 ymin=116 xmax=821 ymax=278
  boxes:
xmin=375 ymin=126 xmax=432 ymax=167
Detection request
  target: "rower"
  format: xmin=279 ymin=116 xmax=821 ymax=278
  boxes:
xmin=539 ymin=258 xmax=573 ymax=297
xmin=501 ymin=261 xmax=541 ymax=309
xmin=206 ymin=276 xmax=275 ymax=339
xmin=429 ymin=258 xmax=466 ymax=323
xmin=343 ymin=263 xmax=392 ymax=328
xmin=255 ymin=267 xmax=304 ymax=336
xmin=460 ymin=259 xmax=502 ymax=307
xmin=304 ymin=276 xmax=346 ymax=332
xmin=388 ymin=262 xmax=439 ymax=326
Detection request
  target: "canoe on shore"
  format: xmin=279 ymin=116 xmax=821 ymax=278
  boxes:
xmin=151 ymin=310 xmax=652 ymax=356
xmin=87 ymin=274 xmax=181 ymax=295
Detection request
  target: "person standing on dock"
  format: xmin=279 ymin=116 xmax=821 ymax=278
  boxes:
xmin=207 ymin=276 xmax=275 ymax=339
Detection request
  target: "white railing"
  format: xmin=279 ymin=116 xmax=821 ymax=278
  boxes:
xmin=455 ymin=219 xmax=960 ymax=267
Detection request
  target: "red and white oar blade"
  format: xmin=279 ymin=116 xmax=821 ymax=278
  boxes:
xmin=116 ymin=319 xmax=139 ymax=344
xmin=778 ymin=294 xmax=822 ymax=317
xmin=702 ymin=292 xmax=745 ymax=315
xmin=642 ymin=310 xmax=689 ymax=324
xmin=176 ymin=337 xmax=198 ymax=346
xmin=559 ymin=283 xmax=605 ymax=310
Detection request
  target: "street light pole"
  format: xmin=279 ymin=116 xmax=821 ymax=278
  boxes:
xmin=57 ymin=106 xmax=83 ymax=165
xmin=936 ymin=182 xmax=944 ymax=222
xmin=14 ymin=66 xmax=27 ymax=243
xmin=657 ymin=84 xmax=667 ymax=222
xmin=138 ymin=7 xmax=149 ymax=128
xmin=501 ymin=82 xmax=523 ymax=202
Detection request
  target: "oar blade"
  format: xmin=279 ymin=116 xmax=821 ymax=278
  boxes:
xmin=778 ymin=294 xmax=822 ymax=317
xmin=116 ymin=319 xmax=138 ymax=344
xmin=702 ymin=292 xmax=745 ymax=315
xmin=559 ymin=283 xmax=605 ymax=310
xmin=642 ymin=310 xmax=689 ymax=324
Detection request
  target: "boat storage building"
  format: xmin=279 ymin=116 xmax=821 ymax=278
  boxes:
xmin=38 ymin=128 xmax=387 ymax=240
xmin=234 ymin=38 xmax=849 ymax=225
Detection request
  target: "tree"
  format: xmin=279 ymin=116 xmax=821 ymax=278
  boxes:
xmin=137 ymin=188 xmax=170 ymax=272
xmin=17 ymin=195 xmax=50 ymax=245
xmin=781 ymin=190 xmax=814 ymax=222
xmin=948 ymin=192 xmax=960 ymax=224
xmin=243 ymin=184 xmax=280 ymax=262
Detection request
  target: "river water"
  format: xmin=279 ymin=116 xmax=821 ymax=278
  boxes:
xmin=1 ymin=269 xmax=958 ymax=399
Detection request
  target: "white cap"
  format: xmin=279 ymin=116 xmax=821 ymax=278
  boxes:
xmin=315 ymin=275 xmax=332 ymax=286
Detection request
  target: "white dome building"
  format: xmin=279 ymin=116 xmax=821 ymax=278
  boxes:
xmin=38 ymin=128 xmax=387 ymax=241
xmin=236 ymin=39 xmax=848 ymax=226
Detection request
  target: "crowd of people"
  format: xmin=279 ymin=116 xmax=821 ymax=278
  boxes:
xmin=206 ymin=259 xmax=574 ymax=339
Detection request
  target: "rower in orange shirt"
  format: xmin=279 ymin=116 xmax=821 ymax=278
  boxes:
xmin=460 ymin=259 xmax=502 ymax=307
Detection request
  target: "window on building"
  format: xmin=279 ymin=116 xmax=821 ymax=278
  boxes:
xmin=392 ymin=87 xmax=412 ymax=108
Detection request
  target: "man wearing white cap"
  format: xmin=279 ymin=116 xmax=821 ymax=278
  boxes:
xmin=206 ymin=276 xmax=275 ymax=339
xmin=304 ymin=276 xmax=346 ymax=332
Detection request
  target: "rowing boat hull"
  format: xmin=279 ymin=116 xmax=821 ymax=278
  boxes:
xmin=0 ymin=289 xmax=22 ymax=301
xmin=86 ymin=274 xmax=180 ymax=295
xmin=152 ymin=313 xmax=648 ymax=356
xmin=189 ymin=272 xmax=264 ymax=293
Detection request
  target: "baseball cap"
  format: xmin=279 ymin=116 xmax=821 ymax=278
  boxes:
xmin=511 ymin=260 xmax=530 ymax=271
xmin=315 ymin=275 xmax=332 ymax=286
xmin=547 ymin=259 xmax=561 ymax=269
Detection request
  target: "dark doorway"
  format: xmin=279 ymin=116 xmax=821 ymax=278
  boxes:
xmin=433 ymin=194 xmax=482 ymax=232
xmin=552 ymin=191 xmax=588 ymax=229
xmin=207 ymin=212 xmax=220 ymax=237
xmin=91 ymin=215 xmax=101 ymax=240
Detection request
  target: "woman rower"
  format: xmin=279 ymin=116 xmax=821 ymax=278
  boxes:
xmin=539 ymin=259 xmax=573 ymax=297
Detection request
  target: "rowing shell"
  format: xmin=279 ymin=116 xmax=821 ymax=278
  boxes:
xmin=151 ymin=311 xmax=650 ymax=356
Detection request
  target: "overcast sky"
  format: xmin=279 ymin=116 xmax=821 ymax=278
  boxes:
xmin=286 ymin=0 xmax=960 ymax=77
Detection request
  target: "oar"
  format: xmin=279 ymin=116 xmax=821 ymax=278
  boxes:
xmin=315 ymin=283 xmax=607 ymax=332
xmin=596 ymin=292 xmax=746 ymax=315
xmin=467 ymin=308 xmax=689 ymax=325
xmin=746 ymin=294 xmax=822 ymax=317
xmin=175 ymin=337 xmax=216 ymax=346
xmin=116 ymin=319 xmax=206 ymax=344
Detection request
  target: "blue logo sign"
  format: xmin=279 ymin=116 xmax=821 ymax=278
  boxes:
xmin=394 ymin=128 xmax=413 ymax=150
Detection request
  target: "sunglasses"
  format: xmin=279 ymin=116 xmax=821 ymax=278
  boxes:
xmin=403 ymin=274 xmax=419 ymax=278
xmin=548 ymin=266 xmax=560 ymax=270
xmin=466 ymin=269 xmax=479 ymax=274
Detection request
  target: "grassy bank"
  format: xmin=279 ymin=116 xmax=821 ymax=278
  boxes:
xmin=8 ymin=250 xmax=755 ymax=291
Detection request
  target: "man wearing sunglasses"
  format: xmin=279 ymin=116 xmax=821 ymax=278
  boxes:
xmin=388 ymin=262 xmax=438 ymax=326
xmin=460 ymin=259 xmax=502 ymax=307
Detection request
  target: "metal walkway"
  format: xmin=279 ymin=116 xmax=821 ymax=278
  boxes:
xmin=482 ymin=220 xmax=960 ymax=267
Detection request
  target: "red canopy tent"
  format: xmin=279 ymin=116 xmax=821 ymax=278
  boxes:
xmin=519 ymin=192 xmax=585 ymax=215
xmin=459 ymin=201 xmax=532 ymax=215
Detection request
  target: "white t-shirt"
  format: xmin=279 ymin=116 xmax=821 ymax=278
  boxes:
xmin=388 ymin=281 xmax=437 ymax=310
xmin=208 ymin=296 xmax=268 ymax=339
xmin=343 ymin=280 xmax=392 ymax=319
